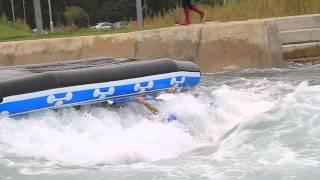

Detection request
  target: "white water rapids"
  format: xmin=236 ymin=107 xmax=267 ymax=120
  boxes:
xmin=1 ymin=63 xmax=320 ymax=179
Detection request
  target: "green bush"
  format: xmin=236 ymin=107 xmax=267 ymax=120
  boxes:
xmin=12 ymin=18 xmax=31 ymax=32
xmin=64 ymin=6 xmax=89 ymax=28
xmin=54 ymin=25 xmax=79 ymax=33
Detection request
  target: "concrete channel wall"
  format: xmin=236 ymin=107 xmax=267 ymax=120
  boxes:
xmin=0 ymin=19 xmax=284 ymax=73
xmin=268 ymin=14 xmax=320 ymax=63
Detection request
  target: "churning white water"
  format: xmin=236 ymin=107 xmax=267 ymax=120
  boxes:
xmin=1 ymin=63 xmax=320 ymax=179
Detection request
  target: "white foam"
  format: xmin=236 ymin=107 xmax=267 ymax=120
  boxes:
xmin=2 ymin=77 xmax=320 ymax=178
xmin=0 ymin=102 xmax=200 ymax=167
xmin=0 ymin=79 xmax=280 ymax=169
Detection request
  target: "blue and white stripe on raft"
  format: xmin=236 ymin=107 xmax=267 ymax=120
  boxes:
xmin=0 ymin=59 xmax=201 ymax=117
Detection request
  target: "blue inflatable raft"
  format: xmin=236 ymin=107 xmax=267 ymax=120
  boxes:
xmin=0 ymin=59 xmax=201 ymax=116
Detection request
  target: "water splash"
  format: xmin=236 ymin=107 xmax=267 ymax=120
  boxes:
xmin=1 ymin=73 xmax=320 ymax=179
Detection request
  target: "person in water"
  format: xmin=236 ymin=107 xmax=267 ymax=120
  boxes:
xmin=137 ymin=96 xmax=178 ymax=122
xmin=137 ymin=87 xmax=178 ymax=122
xmin=137 ymin=87 xmax=177 ymax=115
xmin=137 ymin=96 xmax=160 ymax=115
xmin=176 ymin=0 xmax=207 ymax=25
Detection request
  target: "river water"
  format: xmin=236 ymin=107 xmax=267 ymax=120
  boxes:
xmin=0 ymin=60 xmax=320 ymax=180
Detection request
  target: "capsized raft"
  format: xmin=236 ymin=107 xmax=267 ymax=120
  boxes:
xmin=0 ymin=59 xmax=201 ymax=116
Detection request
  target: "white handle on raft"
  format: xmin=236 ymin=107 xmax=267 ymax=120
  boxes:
xmin=134 ymin=81 xmax=154 ymax=93
xmin=47 ymin=92 xmax=73 ymax=107
xmin=170 ymin=77 xmax=186 ymax=87
xmin=93 ymin=87 xmax=115 ymax=100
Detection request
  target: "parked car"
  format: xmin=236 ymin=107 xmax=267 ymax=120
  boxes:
xmin=91 ymin=22 xmax=113 ymax=30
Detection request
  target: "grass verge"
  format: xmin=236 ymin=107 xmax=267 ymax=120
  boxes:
xmin=144 ymin=0 xmax=320 ymax=28
xmin=0 ymin=21 xmax=35 ymax=41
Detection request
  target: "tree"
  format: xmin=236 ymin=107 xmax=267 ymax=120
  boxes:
xmin=64 ymin=6 xmax=89 ymax=27
xmin=144 ymin=0 xmax=178 ymax=18
xmin=0 ymin=0 xmax=181 ymax=27
xmin=98 ymin=0 xmax=136 ymax=22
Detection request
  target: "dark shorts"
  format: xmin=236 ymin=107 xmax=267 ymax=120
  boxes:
xmin=182 ymin=0 xmax=193 ymax=9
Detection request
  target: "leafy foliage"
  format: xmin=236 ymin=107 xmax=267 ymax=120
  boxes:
xmin=64 ymin=6 xmax=89 ymax=27
xmin=97 ymin=0 xmax=136 ymax=22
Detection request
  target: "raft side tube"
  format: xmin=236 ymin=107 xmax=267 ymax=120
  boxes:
xmin=0 ymin=59 xmax=201 ymax=116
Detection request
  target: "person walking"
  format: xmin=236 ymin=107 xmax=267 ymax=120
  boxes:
xmin=176 ymin=0 xmax=207 ymax=25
